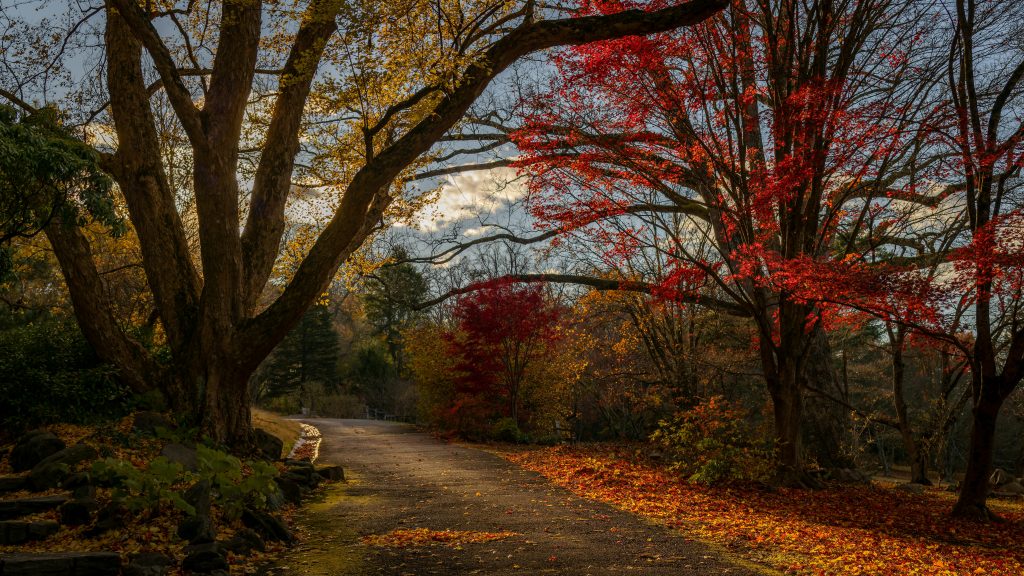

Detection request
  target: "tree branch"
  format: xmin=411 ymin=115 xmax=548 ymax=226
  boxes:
xmin=240 ymin=0 xmax=344 ymax=313
xmin=243 ymin=0 xmax=729 ymax=364
xmin=414 ymin=273 xmax=749 ymax=316
xmin=108 ymin=0 xmax=205 ymax=148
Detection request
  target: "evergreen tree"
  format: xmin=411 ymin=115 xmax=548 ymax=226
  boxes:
xmin=259 ymin=304 xmax=340 ymax=406
xmin=364 ymin=248 xmax=427 ymax=375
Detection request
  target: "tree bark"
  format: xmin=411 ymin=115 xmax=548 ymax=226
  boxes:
xmin=44 ymin=220 xmax=156 ymax=394
xmin=766 ymin=365 xmax=812 ymax=486
xmin=952 ymin=383 xmax=1003 ymax=520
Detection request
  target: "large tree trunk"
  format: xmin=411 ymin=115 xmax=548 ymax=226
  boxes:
xmin=768 ymin=372 xmax=804 ymax=481
xmin=909 ymin=447 xmax=932 ymax=485
xmin=803 ymin=328 xmax=855 ymax=468
xmin=198 ymin=362 xmax=254 ymax=448
xmin=952 ymin=386 xmax=1002 ymax=520
xmin=763 ymin=351 xmax=821 ymax=488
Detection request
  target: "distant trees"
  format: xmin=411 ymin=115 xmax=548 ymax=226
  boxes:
xmin=407 ymin=282 xmax=566 ymax=438
xmin=364 ymin=250 xmax=428 ymax=376
xmin=255 ymin=304 xmax=340 ymax=412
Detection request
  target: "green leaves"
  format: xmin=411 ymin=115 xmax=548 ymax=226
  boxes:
xmin=90 ymin=445 xmax=280 ymax=521
xmin=91 ymin=456 xmax=195 ymax=516
xmin=0 ymin=104 xmax=122 ymax=277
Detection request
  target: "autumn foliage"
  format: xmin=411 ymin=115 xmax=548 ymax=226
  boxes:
xmin=361 ymin=528 xmax=518 ymax=547
xmin=502 ymin=445 xmax=1024 ymax=575
xmin=409 ymin=281 xmax=563 ymax=438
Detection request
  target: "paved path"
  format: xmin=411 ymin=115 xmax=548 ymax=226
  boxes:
xmin=272 ymin=419 xmax=763 ymax=576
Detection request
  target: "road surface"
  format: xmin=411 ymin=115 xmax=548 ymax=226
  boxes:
xmin=271 ymin=419 xmax=763 ymax=576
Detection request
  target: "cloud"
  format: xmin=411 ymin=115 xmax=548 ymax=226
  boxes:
xmin=415 ymin=166 xmax=526 ymax=232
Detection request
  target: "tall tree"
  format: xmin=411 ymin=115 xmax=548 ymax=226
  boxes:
xmin=364 ymin=248 xmax=428 ymax=375
xmin=0 ymin=0 xmax=726 ymax=446
xmin=941 ymin=0 xmax=1024 ymax=519
xmin=509 ymin=0 xmax=941 ymax=483
xmin=257 ymin=304 xmax=341 ymax=405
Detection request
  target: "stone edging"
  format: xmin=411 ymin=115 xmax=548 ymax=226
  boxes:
xmin=285 ymin=423 xmax=322 ymax=463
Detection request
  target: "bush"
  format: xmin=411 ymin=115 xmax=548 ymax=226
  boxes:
xmin=650 ymin=396 xmax=772 ymax=485
xmin=91 ymin=444 xmax=280 ymax=520
xmin=490 ymin=417 xmax=526 ymax=443
xmin=0 ymin=319 xmax=130 ymax=433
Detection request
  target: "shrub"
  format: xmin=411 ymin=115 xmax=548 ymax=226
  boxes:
xmin=650 ymin=396 xmax=772 ymax=485
xmin=490 ymin=417 xmax=525 ymax=443
xmin=91 ymin=444 xmax=280 ymax=520
xmin=91 ymin=456 xmax=194 ymax=515
xmin=0 ymin=319 xmax=130 ymax=433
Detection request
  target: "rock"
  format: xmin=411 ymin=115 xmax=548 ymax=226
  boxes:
xmin=161 ymin=443 xmax=198 ymax=472
xmin=895 ymin=482 xmax=925 ymax=495
xmin=27 ymin=444 xmax=99 ymax=491
xmin=124 ymin=552 xmax=175 ymax=576
xmin=89 ymin=500 xmax=128 ymax=536
xmin=0 ymin=520 xmax=59 ymax=544
xmin=0 ymin=552 xmax=121 ymax=576
xmin=264 ymin=489 xmax=286 ymax=511
xmin=63 ymin=471 xmax=94 ymax=491
xmin=132 ymin=411 xmax=175 ymax=436
xmin=184 ymin=479 xmax=212 ymax=514
xmin=177 ymin=515 xmax=216 ymax=544
xmin=274 ymin=476 xmax=303 ymax=505
xmin=60 ymin=498 xmax=98 ymax=527
xmin=0 ymin=520 xmax=29 ymax=545
xmin=0 ymin=495 xmax=68 ymax=520
xmin=221 ymin=527 xmax=265 ymax=556
xmin=241 ymin=507 xmax=293 ymax=544
xmin=254 ymin=428 xmax=284 ymax=460
xmin=181 ymin=542 xmax=229 ymax=573
xmin=26 ymin=462 xmax=69 ymax=492
xmin=0 ymin=475 xmax=27 ymax=494
xmin=283 ymin=459 xmax=315 ymax=469
xmin=998 ymin=481 xmax=1024 ymax=495
xmin=73 ymin=484 xmax=97 ymax=500
xmin=8 ymin=431 xmax=66 ymax=472
xmin=990 ymin=468 xmax=1013 ymax=487
xmin=317 ymin=465 xmax=345 ymax=482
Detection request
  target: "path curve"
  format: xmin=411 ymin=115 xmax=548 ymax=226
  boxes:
xmin=273 ymin=419 xmax=762 ymax=576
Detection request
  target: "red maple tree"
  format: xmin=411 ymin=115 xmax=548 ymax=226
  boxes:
xmin=447 ymin=281 xmax=561 ymax=431
xmin=511 ymin=0 xmax=938 ymax=484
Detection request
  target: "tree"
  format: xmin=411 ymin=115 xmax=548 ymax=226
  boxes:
xmin=364 ymin=248 xmax=427 ymax=375
xmin=256 ymin=304 xmax=341 ymax=409
xmin=450 ymin=281 xmax=560 ymax=428
xmin=0 ymin=106 xmax=121 ymax=277
xmin=0 ymin=0 xmax=727 ymax=446
xmin=940 ymin=0 xmax=1024 ymax=519
xmin=508 ymin=0 xmax=940 ymax=483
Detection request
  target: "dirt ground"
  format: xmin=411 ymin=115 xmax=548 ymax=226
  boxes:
xmin=269 ymin=419 xmax=766 ymax=576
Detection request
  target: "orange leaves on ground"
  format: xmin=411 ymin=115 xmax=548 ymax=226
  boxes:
xmin=500 ymin=445 xmax=1024 ymax=576
xmin=361 ymin=528 xmax=518 ymax=547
